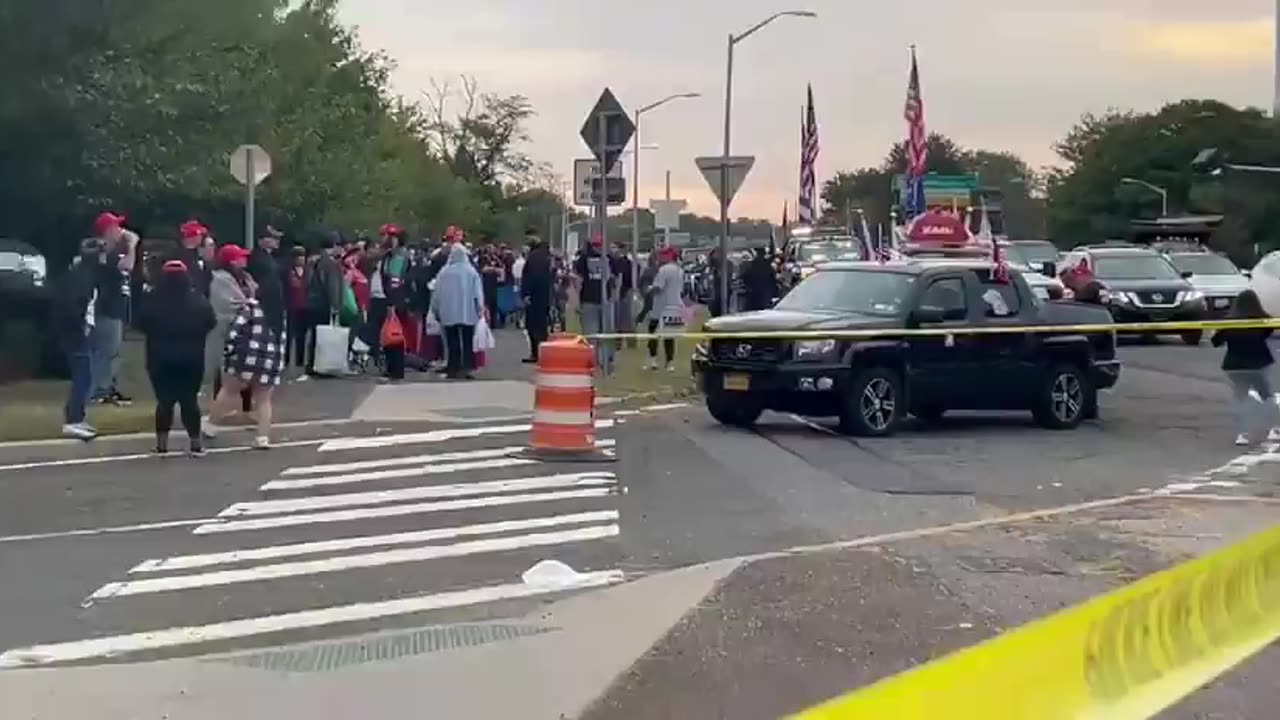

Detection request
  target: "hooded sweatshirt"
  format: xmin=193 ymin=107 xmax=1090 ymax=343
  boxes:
xmin=430 ymin=244 xmax=485 ymax=327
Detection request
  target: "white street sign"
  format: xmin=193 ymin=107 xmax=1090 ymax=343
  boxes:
xmin=573 ymin=158 xmax=624 ymax=207
xmin=230 ymin=144 xmax=272 ymax=186
xmin=695 ymin=156 xmax=755 ymax=206
xmin=649 ymin=199 xmax=687 ymax=230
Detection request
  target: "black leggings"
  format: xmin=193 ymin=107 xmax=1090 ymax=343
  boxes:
xmin=647 ymin=320 xmax=675 ymax=364
xmin=149 ymin=361 xmax=203 ymax=439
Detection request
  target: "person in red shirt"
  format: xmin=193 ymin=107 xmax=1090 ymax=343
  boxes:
xmin=284 ymin=246 xmax=309 ymax=368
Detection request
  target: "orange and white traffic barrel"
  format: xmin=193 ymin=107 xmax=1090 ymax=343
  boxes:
xmin=523 ymin=336 xmax=613 ymax=462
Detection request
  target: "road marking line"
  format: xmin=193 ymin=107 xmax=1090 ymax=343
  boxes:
xmin=90 ymin=525 xmax=621 ymax=600
xmin=280 ymin=439 xmax=618 ymax=478
xmin=0 ymin=570 xmax=625 ymax=668
xmin=262 ymin=457 xmax=540 ymax=490
xmin=318 ymin=419 xmax=616 ymax=452
xmin=132 ymin=510 xmax=621 ymax=573
xmin=0 ymin=518 xmax=213 ymax=544
xmin=223 ymin=471 xmax=616 ymax=518
xmin=192 ymin=488 xmax=615 ymax=534
xmin=0 ymin=438 xmax=324 ymax=473
xmin=640 ymin=403 xmax=690 ymax=412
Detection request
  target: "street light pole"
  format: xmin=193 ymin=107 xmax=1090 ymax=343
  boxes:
xmin=718 ymin=10 xmax=816 ymax=317
xmin=1120 ymin=177 xmax=1169 ymax=217
xmin=631 ymin=93 xmax=700 ymax=264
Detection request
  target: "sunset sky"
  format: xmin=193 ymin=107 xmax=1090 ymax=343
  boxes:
xmin=339 ymin=0 xmax=1276 ymax=218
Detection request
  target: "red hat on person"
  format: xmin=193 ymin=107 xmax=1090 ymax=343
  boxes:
xmin=179 ymin=220 xmax=207 ymax=239
xmin=216 ymin=244 xmax=251 ymax=266
xmin=93 ymin=211 xmax=126 ymax=236
xmin=162 ymin=260 xmax=188 ymax=274
xmin=380 ymin=223 xmax=404 ymax=237
xmin=444 ymin=225 xmax=464 ymax=243
xmin=589 ymin=234 xmax=604 ymax=248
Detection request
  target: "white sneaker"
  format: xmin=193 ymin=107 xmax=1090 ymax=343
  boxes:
xmin=1235 ymin=434 xmax=1251 ymax=447
xmin=253 ymin=436 xmax=271 ymax=450
xmin=1268 ymin=428 xmax=1280 ymax=443
xmin=644 ymin=359 xmax=658 ymax=371
xmin=62 ymin=423 xmax=97 ymax=441
xmin=666 ymin=363 xmax=677 ymax=373
xmin=201 ymin=420 xmax=219 ymax=439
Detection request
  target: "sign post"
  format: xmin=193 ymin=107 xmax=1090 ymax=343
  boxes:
xmin=230 ymin=144 xmax=272 ymax=250
xmin=579 ymin=89 xmax=635 ymax=374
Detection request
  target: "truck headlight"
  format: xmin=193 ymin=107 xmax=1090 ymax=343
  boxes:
xmin=795 ymin=339 xmax=838 ymax=361
xmin=1181 ymin=290 xmax=1204 ymax=304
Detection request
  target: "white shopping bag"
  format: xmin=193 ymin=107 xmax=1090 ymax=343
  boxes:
xmin=425 ymin=312 xmax=442 ymax=337
xmin=313 ymin=323 xmax=351 ymax=376
xmin=473 ymin=316 xmax=496 ymax=352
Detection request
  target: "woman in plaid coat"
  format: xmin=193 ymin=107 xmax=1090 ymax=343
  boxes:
xmin=207 ymin=245 xmax=287 ymax=449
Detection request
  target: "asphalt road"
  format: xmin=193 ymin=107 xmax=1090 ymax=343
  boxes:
xmin=1 ymin=338 xmax=1278 ymax=717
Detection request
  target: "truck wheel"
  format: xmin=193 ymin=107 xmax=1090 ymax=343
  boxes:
xmin=705 ymin=389 xmax=762 ymax=429
xmin=839 ymin=367 xmax=903 ymax=437
xmin=1033 ymin=363 xmax=1092 ymax=430
xmin=1181 ymin=331 xmax=1203 ymax=346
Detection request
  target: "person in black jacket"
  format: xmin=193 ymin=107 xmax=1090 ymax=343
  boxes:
xmin=741 ymin=247 xmax=778 ymax=312
xmin=172 ymin=220 xmax=214 ymax=297
xmin=521 ymin=233 xmax=553 ymax=363
xmin=138 ymin=260 xmax=216 ymax=456
xmin=53 ymin=239 xmax=107 ymax=440
xmin=1211 ymin=289 xmax=1280 ymax=447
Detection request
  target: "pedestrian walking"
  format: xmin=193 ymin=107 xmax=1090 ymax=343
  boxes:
xmin=208 ymin=253 xmax=288 ymax=449
xmin=89 ymin=212 xmax=139 ymax=406
xmin=52 ymin=239 xmax=106 ymax=440
xmin=430 ymin=243 xmax=485 ymax=380
xmin=645 ymin=246 xmax=687 ymax=372
xmin=521 ymin=231 xmax=553 ymax=363
xmin=1211 ymin=289 xmax=1280 ymax=447
xmin=138 ymin=261 xmax=215 ymax=456
xmin=207 ymin=244 xmax=256 ymax=413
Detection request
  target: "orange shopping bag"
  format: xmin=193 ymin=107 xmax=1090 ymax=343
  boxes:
xmin=380 ymin=311 xmax=406 ymax=349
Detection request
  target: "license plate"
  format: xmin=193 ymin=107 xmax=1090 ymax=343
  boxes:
xmin=723 ymin=373 xmax=750 ymax=392
xmin=1213 ymin=298 xmax=1231 ymax=309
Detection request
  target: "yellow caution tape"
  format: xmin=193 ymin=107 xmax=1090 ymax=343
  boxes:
xmin=788 ymin=523 xmax=1280 ymax=720
xmin=582 ymin=318 xmax=1280 ymax=342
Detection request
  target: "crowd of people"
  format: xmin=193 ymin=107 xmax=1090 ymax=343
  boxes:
xmin=52 ymin=214 xmax=693 ymax=452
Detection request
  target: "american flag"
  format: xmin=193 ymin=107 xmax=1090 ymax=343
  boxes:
xmin=903 ymin=48 xmax=927 ymax=218
xmin=798 ymin=85 xmax=818 ymax=225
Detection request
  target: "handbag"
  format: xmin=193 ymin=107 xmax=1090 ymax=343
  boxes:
xmin=313 ymin=322 xmax=350 ymax=376
xmin=381 ymin=311 xmax=407 ymax=349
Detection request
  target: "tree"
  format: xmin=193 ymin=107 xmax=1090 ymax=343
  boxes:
xmin=1046 ymin=99 xmax=1280 ymax=260
xmin=969 ymin=150 xmax=1045 ymax=238
xmin=420 ymin=76 xmax=537 ymax=189
xmin=884 ymin=133 xmax=970 ymax=175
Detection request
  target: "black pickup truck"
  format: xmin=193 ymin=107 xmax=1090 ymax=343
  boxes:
xmin=691 ymin=259 xmax=1121 ymax=436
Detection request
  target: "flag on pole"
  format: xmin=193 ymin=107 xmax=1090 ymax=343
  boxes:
xmin=798 ymin=85 xmax=819 ymax=225
xmin=903 ymin=47 xmax=927 ymax=218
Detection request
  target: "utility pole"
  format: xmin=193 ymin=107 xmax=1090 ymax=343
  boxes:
xmin=664 ymin=170 xmax=673 ymax=248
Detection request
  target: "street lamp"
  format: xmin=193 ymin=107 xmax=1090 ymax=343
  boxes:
xmin=1120 ymin=177 xmax=1169 ymax=217
xmin=632 ymin=94 xmax=700 ymax=262
xmin=718 ymin=10 xmax=817 ymax=314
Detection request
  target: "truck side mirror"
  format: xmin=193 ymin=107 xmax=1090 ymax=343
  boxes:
xmin=1041 ymin=261 xmax=1056 ymax=278
xmin=1181 ymin=271 xmax=1194 ymax=280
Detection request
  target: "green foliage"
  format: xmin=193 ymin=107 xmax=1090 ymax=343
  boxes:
xmin=0 ymin=0 xmax=560 ymax=265
xmin=1046 ymin=100 xmax=1280 ymax=262
xmin=821 ymin=134 xmax=1045 ymax=238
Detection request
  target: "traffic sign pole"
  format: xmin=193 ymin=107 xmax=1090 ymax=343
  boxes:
xmin=596 ymin=111 xmax=614 ymax=373
xmin=245 ymin=150 xmax=256 ymax=251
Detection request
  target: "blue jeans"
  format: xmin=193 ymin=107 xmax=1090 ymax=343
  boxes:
xmin=64 ymin=340 xmax=93 ymax=425
xmin=91 ymin=316 xmax=123 ymax=399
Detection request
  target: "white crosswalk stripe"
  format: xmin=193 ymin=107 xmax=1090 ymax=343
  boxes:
xmin=4 ymin=421 xmax=626 ymax=667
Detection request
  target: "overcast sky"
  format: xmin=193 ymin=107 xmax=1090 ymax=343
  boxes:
xmin=338 ymin=0 xmax=1276 ymax=218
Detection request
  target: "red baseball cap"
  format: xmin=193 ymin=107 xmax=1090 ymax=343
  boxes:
xmin=589 ymin=234 xmax=604 ymax=248
xmin=216 ymin=244 xmax=251 ymax=266
xmin=93 ymin=211 xmax=126 ymax=236
xmin=380 ymin=223 xmax=404 ymax=237
xmin=444 ymin=225 xmax=464 ymax=243
xmin=179 ymin=220 xmax=207 ymax=239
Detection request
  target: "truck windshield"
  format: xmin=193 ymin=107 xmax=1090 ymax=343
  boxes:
xmin=1093 ymin=255 xmax=1180 ymax=280
xmin=1012 ymin=241 xmax=1059 ymax=265
xmin=796 ymin=242 xmax=862 ymax=263
xmin=776 ymin=270 xmax=914 ymax=316
xmin=1168 ymin=254 xmax=1239 ymax=276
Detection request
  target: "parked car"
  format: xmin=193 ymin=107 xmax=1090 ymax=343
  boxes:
xmin=1161 ymin=249 xmax=1249 ymax=318
xmin=1059 ymin=244 xmax=1206 ymax=345
xmin=999 ymin=241 xmax=1067 ymax=301
xmin=0 ymin=239 xmax=48 ymax=300
xmin=692 ymin=258 xmax=1120 ymax=436
xmin=1008 ymin=239 xmax=1062 ymax=267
